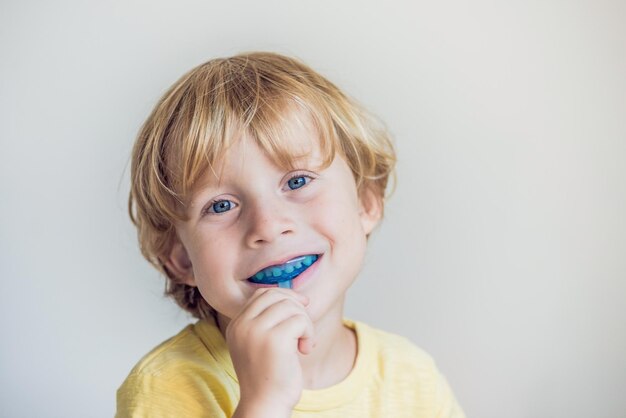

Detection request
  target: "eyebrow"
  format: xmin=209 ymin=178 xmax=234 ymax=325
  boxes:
xmin=188 ymin=183 xmax=221 ymax=210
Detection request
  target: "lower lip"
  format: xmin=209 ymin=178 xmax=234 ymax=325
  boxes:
xmin=246 ymin=255 xmax=323 ymax=291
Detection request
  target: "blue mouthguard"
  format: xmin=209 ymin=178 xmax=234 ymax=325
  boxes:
xmin=248 ymin=254 xmax=319 ymax=287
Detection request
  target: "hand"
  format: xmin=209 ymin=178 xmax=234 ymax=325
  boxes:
xmin=225 ymin=288 xmax=315 ymax=416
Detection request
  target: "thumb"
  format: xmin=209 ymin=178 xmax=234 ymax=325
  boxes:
xmin=297 ymin=318 xmax=315 ymax=355
xmin=298 ymin=335 xmax=315 ymax=355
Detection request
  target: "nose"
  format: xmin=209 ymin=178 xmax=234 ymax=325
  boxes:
xmin=244 ymin=198 xmax=296 ymax=247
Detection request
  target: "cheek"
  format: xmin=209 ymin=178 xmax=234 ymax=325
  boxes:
xmin=188 ymin=234 xmax=234 ymax=277
xmin=189 ymin=237 xmax=246 ymax=316
xmin=307 ymin=188 xmax=365 ymax=235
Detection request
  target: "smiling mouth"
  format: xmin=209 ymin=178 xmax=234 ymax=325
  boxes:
xmin=247 ymin=254 xmax=320 ymax=285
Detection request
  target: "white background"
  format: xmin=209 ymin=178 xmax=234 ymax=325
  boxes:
xmin=1 ymin=1 xmax=625 ymax=417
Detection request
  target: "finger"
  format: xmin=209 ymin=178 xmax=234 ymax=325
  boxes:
xmin=242 ymin=288 xmax=308 ymax=320
xmin=272 ymin=313 xmax=315 ymax=355
xmin=248 ymin=287 xmax=308 ymax=305
xmin=254 ymin=297 xmax=309 ymax=330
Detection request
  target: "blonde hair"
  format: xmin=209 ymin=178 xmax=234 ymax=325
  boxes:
xmin=128 ymin=52 xmax=396 ymax=319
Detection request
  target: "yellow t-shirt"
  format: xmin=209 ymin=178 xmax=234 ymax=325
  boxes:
xmin=116 ymin=316 xmax=465 ymax=417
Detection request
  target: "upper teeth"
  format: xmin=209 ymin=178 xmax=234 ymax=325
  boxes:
xmin=250 ymin=254 xmax=318 ymax=282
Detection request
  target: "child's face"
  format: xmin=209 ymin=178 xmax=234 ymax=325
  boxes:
xmin=166 ymin=114 xmax=381 ymax=323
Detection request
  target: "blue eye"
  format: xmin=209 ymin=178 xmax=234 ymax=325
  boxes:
xmin=209 ymin=200 xmax=235 ymax=214
xmin=287 ymin=175 xmax=310 ymax=190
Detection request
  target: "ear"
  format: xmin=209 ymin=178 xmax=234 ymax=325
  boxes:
xmin=358 ymin=186 xmax=383 ymax=236
xmin=160 ymin=239 xmax=196 ymax=287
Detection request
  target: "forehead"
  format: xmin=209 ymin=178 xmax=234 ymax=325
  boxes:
xmin=221 ymin=129 xmax=322 ymax=178
xmin=188 ymin=107 xmax=330 ymax=199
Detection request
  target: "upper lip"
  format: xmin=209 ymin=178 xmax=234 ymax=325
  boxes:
xmin=245 ymin=252 xmax=322 ymax=279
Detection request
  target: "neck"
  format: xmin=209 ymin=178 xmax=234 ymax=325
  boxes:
xmin=298 ymin=295 xmax=356 ymax=389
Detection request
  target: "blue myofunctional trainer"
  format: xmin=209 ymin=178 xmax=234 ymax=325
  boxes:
xmin=248 ymin=254 xmax=319 ymax=289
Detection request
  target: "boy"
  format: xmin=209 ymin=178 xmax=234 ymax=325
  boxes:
xmin=117 ymin=52 xmax=465 ymax=417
